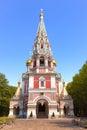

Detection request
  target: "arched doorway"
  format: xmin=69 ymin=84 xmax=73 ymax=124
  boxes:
xmin=64 ymin=105 xmax=69 ymax=116
xmin=36 ymin=99 xmax=49 ymax=118
xmin=13 ymin=106 xmax=20 ymax=117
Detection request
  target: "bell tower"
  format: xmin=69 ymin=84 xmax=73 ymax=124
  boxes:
xmin=26 ymin=11 xmax=56 ymax=74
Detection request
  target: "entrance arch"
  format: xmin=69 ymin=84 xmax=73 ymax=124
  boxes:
xmin=36 ymin=99 xmax=49 ymax=118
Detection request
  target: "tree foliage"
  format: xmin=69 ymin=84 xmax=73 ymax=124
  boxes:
xmin=0 ymin=73 xmax=17 ymax=116
xmin=66 ymin=61 xmax=87 ymax=116
xmin=0 ymin=73 xmax=8 ymax=86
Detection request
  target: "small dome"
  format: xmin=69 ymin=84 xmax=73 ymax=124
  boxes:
xmin=26 ymin=59 xmax=31 ymax=66
xmin=53 ymin=60 xmax=57 ymax=66
xmin=40 ymin=13 xmax=44 ymax=17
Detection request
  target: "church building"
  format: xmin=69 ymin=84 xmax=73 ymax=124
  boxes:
xmin=9 ymin=11 xmax=74 ymax=118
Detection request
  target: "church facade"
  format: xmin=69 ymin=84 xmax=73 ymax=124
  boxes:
xmin=9 ymin=12 xmax=74 ymax=118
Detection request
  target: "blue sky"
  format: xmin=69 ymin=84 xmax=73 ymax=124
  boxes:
xmin=0 ymin=0 xmax=87 ymax=86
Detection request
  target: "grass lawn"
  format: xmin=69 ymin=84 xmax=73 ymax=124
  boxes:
xmin=0 ymin=117 xmax=15 ymax=125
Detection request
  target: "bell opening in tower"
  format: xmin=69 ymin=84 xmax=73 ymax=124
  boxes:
xmin=40 ymin=57 xmax=45 ymax=66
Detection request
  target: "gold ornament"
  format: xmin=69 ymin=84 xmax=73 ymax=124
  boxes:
xmin=26 ymin=59 xmax=31 ymax=66
xmin=53 ymin=60 xmax=57 ymax=66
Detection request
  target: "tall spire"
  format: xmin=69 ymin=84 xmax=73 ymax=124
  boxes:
xmin=33 ymin=11 xmax=52 ymax=56
xmin=37 ymin=10 xmax=47 ymax=38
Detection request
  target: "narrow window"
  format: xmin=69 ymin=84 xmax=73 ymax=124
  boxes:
xmin=41 ymin=81 xmax=44 ymax=87
xmin=41 ymin=43 xmax=43 ymax=48
xmin=33 ymin=60 xmax=36 ymax=67
xmin=48 ymin=60 xmax=51 ymax=67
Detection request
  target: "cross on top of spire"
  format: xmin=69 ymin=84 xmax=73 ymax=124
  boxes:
xmin=40 ymin=8 xmax=43 ymax=13
xmin=40 ymin=9 xmax=44 ymax=20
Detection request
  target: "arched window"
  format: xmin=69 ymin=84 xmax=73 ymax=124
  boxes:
xmin=41 ymin=38 xmax=44 ymax=48
xmin=41 ymin=43 xmax=43 ymax=48
xmin=41 ymin=81 xmax=44 ymax=87
xmin=40 ymin=57 xmax=44 ymax=66
xmin=39 ymin=76 xmax=45 ymax=88
xmin=48 ymin=60 xmax=51 ymax=67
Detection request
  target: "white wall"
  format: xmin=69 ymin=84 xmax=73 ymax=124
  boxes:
xmin=51 ymin=76 xmax=55 ymax=88
xmin=29 ymin=76 xmax=34 ymax=89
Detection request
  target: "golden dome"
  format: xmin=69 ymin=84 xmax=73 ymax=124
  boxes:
xmin=53 ymin=60 xmax=57 ymax=66
xmin=26 ymin=59 xmax=31 ymax=66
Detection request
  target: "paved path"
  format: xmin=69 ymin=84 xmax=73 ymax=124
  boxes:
xmin=1 ymin=118 xmax=84 ymax=130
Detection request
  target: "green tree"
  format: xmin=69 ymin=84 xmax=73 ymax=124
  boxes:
xmin=66 ymin=61 xmax=87 ymax=116
xmin=0 ymin=73 xmax=8 ymax=86
xmin=0 ymin=73 xmax=16 ymax=116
